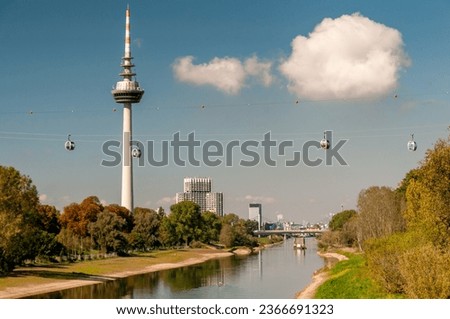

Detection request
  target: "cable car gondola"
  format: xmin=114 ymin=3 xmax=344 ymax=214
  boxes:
xmin=407 ymin=134 xmax=417 ymax=151
xmin=132 ymin=147 xmax=142 ymax=158
xmin=320 ymin=131 xmax=330 ymax=150
xmin=65 ymin=134 xmax=75 ymax=151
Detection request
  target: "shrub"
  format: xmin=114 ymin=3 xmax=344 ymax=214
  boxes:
xmin=365 ymin=232 xmax=423 ymax=293
xmin=399 ymin=244 xmax=450 ymax=298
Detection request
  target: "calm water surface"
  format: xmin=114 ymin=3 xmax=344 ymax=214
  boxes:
xmin=30 ymin=238 xmax=324 ymax=299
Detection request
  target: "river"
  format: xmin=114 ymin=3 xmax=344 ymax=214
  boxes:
xmin=29 ymin=238 xmax=325 ymax=299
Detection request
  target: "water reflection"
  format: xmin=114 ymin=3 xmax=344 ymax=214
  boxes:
xmin=29 ymin=238 xmax=324 ymax=299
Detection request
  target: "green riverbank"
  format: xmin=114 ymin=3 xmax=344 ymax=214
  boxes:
xmin=313 ymin=251 xmax=403 ymax=299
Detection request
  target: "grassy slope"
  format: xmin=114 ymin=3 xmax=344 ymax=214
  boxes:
xmin=315 ymin=252 xmax=403 ymax=299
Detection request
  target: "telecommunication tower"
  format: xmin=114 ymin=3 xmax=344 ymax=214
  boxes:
xmin=112 ymin=6 xmax=144 ymax=212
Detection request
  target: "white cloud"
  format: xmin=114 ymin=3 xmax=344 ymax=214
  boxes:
xmin=279 ymin=13 xmax=410 ymax=100
xmin=39 ymin=193 xmax=48 ymax=202
xmin=157 ymin=196 xmax=175 ymax=206
xmin=244 ymin=56 xmax=274 ymax=87
xmin=237 ymin=195 xmax=276 ymax=204
xmin=173 ymin=56 xmax=246 ymax=95
xmin=172 ymin=55 xmax=273 ymax=95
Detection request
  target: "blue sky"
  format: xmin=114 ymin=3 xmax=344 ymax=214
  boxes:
xmin=1 ymin=0 xmax=450 ymax=224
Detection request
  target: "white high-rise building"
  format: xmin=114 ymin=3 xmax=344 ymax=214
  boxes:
xmin=176 ymin=177 xmax=223 ymax=216
xmin=206 ymin=192 xmax=224 ymax=217
xmin=249 ymin=203 xmax=262 ymax=230
xmin=183 ymin=177 xmax=211 ymax=193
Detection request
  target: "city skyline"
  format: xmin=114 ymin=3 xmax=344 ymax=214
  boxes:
xmin=1 ymin=1 xmax=450 ymax=222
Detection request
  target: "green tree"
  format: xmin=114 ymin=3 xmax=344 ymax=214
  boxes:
xmin=159 ymin=215 xmax=177 ymax=247
xmin=200 ymin=211 xmax=222 ymax=244
xmin=130 ymin=207 xmax=162 ymax=250
xmin=329 ymin=210 xmax=357 ymax=231
xmin=56 ymin=228 xmax=80 ymax=255
xmin=104 ymin=204 xmax=133 ymax=233
xmin=219 ymin=213 xmax=258 ymax=248
xmin=222 ymin=213 xmax=240 ymax=226
xmin=157 ymin=206 xmax=165 ymax=217
xmin=166 ymin=201 xmax=203 ymax=246
xmin=219 ymin=223 xmax=234 ymax=247
xmin=89 ymin=210 xmax=127 ymax=254
xmin=233 ymin=219 xmax=258 ymax=247
xmin=36 ymin=204 xmax=61 ymax=234
xmin=0 ymin=166 xmax=41 ymax=274
xmin=243 ymin=219 xmax=259 ymax=235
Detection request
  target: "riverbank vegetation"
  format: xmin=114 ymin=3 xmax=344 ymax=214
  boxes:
xmin=315 ymin=252 xmax=400 ymax=299
xmin=0 ymin=165 xmax=265 ymax=276
xmin=318 ymin=133 xmax=450 ymax=298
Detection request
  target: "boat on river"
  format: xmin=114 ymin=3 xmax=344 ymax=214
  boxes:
xmin=293 ymin=237 xmax=306 ymax=250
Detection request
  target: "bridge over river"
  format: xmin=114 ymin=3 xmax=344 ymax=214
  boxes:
xmin=253 ymin=228 xmax=325 ymax=236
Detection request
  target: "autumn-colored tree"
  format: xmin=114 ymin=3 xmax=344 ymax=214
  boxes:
xmin=365 ymin=232 xmax=421 ymax=293
xmin=395 ymin=168 xmax=420 ymax=197
xmin=404 ymin=136 xmax=450 ymax=247
xmin=59 ymin=196 xmax=102 ymax=238
xmin=398 ymin=244 xmax=450 ymax=298
xmin=58 ymin=196 xmax=103 ymax=253
xmin=357 ymin=186 xmax=405 ymax=244
xmin=365 ymin=134 xmax=450 ymax=297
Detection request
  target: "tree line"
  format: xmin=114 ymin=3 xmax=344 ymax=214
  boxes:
xmin=0 ymin=165 xmax=260 ymax=275
xmin=320 ymin=133 xmax=450 ymax=298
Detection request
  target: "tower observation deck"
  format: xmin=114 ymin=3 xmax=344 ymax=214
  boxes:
xmin=112 ymin=6 xmax=144 ymax=104
xmin=112 ymin=6 xmax=144 ymax=212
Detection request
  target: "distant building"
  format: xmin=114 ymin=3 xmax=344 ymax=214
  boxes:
xmin=176 ymin=177 xmax=223 ymax=216
xmin=183 ymin=177 xmax=211 ymax=193
xmin=206 ymin=192 xmax=224 ymax=217
xmin=249 ymin=203 xmax=262 ymax=230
